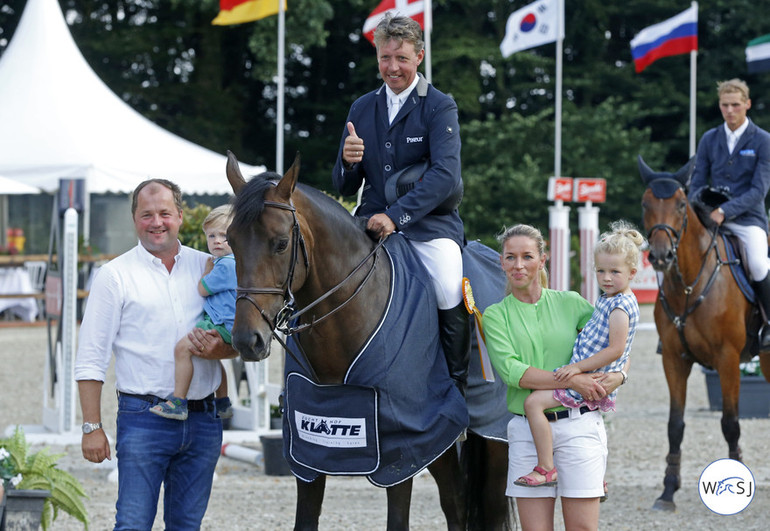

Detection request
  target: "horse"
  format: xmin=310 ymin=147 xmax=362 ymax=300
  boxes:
xmin=638 ymin=155 xmax=770 ymax=511
xmin=224 ymin=151 xmax=513 ymax=530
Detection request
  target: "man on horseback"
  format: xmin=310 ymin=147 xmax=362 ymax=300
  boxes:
xmin=689 ymin=78 xmax=770 ymax=349
xmin=332 ymin=14 xmax=470 ymax=394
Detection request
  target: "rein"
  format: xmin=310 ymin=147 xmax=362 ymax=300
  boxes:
xmin=236 ymin=199 xmax=385 ymax=382
xmin=650 ymin=207 xmax=738 ymax=359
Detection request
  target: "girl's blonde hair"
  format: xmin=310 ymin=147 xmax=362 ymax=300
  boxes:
xmin=496 ymin=224 xmax=549 ymax=293
xmin=594 ymin=220 xmax=645 ymax=270
xmin=202 ymin=204 xmax=234 ymax=231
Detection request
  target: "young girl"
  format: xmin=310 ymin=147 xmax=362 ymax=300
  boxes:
xmin=514 ymin=220 xmax=643 ymax=487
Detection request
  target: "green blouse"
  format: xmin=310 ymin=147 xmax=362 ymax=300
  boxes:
xmin=482 ymin=289 xmax=594 ymax=415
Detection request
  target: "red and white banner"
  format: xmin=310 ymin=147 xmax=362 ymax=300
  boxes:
xmin=630 ymin=250 xmax=658 ymax=304
xmin=547 ymin=176 xmax=573 ymax=202
xmin=363 ymin=0 xmax=426 ymax=46
xmin=573 ymin=178 xmax=606 ymax=203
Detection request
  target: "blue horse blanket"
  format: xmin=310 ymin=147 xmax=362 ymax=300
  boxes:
xmin=283 ymin=233 xmax=469 ymax=487
xmin=462 ymin=240 xmax=514 ymax=441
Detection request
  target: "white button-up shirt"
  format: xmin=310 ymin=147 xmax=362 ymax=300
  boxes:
xmin=385 ymin=76 xmax=419 ymax=124
xmin=75 ymin=242 xmax=221 ymax=399
xmin=725 ymin=119 xmax=749 ymax=154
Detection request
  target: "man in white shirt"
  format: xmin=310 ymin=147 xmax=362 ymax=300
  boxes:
xmin=75 ymin=179 xmax=237 ymax=529
xmin=689 ymin=78 xmax=770 ymax=348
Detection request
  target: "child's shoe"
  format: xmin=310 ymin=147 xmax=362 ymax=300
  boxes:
xmin=216 ymin=397 xmax=233 ymax=419
xmin=150 ymin=397 xmax=188 ymax=420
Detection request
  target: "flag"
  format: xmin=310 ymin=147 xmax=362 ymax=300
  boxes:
xmin=363 ymin=0 xmax=426 ymax=46
xmin=630 ymin=6 xmax=698 ymax=73
xmin=746 ymin=34 xmax=770 ymax=74
xmin=212 ymin=0 xmax=286 ymax=26
xmin=499 ymin=0 xmax=563 ymax=58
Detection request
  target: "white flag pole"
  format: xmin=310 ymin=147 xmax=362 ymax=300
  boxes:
xmin=689 ymin=1 xmax=698 ymax=157
xmin=554 ymin=0 xmax=564 ymax=178
xmin=424 ymin=0 xmax=432 ymax=83
xmin=276 ymin=1 xmax=286 ymax=174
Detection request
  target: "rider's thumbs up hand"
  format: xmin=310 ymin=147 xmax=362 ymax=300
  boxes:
xmin=343 ymin=121 xmax=364 ymax=166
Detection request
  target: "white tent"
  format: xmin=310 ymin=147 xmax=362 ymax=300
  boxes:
xmin=0 ymin=0 xmax=264 ymax=195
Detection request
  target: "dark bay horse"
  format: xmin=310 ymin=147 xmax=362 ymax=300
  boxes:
xmin=639 ymin=156 xmax=770 ymax=511
xmin=224 ymin=151 xmax=511 ymax=530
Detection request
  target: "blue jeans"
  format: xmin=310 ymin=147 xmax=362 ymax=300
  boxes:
xmin=114 ymin=394 xmax=222 ymax=531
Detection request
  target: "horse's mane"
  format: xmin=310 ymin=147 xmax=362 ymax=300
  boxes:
xmin=230 ymin=171 xmax=369 ymax=236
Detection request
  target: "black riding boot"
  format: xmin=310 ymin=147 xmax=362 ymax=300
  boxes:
xmin=438 ymin=302 xmax=471 ymax=397
xmin=753 ymin=274 xmax=770 ymax=350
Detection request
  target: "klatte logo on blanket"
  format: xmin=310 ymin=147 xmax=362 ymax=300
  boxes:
xmin=294 ymin=411 xmax=368 ymax=448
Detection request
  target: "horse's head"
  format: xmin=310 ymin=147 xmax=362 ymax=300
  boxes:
xmin=638 ymin=155 xmax=694 ymax=272
xmin=226 ymin=151 xmax=307 ymax=361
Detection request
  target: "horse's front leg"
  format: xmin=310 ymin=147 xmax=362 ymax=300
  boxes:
xmin=294 ymin=475 xmax=326 ymax=531
xmin=427 ymin=443 xmax=466 ymax=531
xmin=653 ymin=349 xmax=692 ymax=512
xmin=385 ymin=478 xmax=413 ymax=531
xmin=718 ymin=361 xmax=742 ymax=461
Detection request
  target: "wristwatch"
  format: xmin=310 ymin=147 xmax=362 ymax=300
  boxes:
xmin=81 ymin=422 xmax=102 ymax=434
xmin=619 ymin=370 xmax=628 ymax=385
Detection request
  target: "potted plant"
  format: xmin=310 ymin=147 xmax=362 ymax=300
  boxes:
xmin=0 ymin=426 xmax=89 ymax=530
xmin=702 ymin=356 xmax=770 ymax=418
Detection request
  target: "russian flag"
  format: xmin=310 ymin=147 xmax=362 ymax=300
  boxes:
xmin=630 ymin=5 xmax=698 ymax=73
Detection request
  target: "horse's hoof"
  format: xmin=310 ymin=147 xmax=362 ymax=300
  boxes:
xmin=652 ymin=498 xmax=676 ymax=512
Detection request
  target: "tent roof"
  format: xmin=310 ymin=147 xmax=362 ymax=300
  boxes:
xmin=0 ymin=0 xmax=264 ymax=194
xmin=0 ymin=175 xmax=41 ymax=195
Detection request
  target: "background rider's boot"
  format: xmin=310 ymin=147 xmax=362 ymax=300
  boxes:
xmin=752 ymin=273 xmax=770 ymax=350
xmin=438 ymin=302 xmax=471 ymax=397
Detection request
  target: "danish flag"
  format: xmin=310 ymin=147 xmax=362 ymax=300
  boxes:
xmin=363 ymin=0 xmax=426 ymax=46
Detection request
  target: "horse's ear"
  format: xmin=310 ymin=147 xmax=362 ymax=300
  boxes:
xmin=226 ymin=150 xmax=246 ymax=195
xmin=674 ymin=156 xmax=695 ymax=187
xmin=275 ymin=152 xmax=301 ymax=201
xmin=637 ymin=155 xmax=656 ymax=185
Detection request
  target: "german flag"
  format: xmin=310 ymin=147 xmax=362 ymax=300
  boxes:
xmin=212 ymin=0 xmax=286 ymax=25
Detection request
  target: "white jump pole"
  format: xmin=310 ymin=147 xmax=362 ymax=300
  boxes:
xmin=548 ymin=201 xmax=570 ymax=291
xmin=578 ymin=202 xmax=600 ymax=304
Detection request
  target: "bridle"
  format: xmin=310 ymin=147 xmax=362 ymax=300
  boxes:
xmin=647 ymin=189 xmax=734 ymax=358
xmin=235 ymin=199 xmax=385 ymax=380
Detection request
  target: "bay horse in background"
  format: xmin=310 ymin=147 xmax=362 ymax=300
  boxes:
xmin=639 ymin=155 xmax=770 ymax=511
xmin=224 ymin=151 xmax=513 ymax=530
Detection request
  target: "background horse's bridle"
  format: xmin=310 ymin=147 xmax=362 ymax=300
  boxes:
xmin=648 ymin=192 xmax=734 ymax=358
xmin=235 ymin=199 xmax=385 ymax=381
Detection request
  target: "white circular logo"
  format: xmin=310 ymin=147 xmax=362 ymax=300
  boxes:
xmin=698 ymin=458 xmax=755 ymax=515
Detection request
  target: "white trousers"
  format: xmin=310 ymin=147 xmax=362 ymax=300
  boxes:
xmin=723 ymin=222 xmax=770 ymax=281
xmin=409 ymin=238 xmax=463 ymax=310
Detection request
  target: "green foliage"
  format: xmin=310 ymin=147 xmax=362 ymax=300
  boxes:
xmin=0 ymin=426 xmax=89 ymax=530
xmin=179 ymin=202 xmax=213 ymax=252
xmin=4 ymin=0 xmax=770 ymax=247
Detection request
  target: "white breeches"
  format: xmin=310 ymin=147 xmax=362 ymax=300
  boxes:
xmin=409 ymin=238 xmax=463 ymax=309
xmin=723 ymin=222 xmax=770 ymax=281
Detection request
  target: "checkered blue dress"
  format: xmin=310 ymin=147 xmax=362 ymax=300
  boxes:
xmin=553 ymin=292 xmax=639 ymax=411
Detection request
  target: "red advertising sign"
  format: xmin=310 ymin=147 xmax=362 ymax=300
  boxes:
xmin=547 ymin=177 xmax=573 ymax=202
xmin=574 ymin=178 xmax=606 ymax=203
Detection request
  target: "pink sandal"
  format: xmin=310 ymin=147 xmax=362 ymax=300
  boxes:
xmin=514 ymin=465 xmax=558 ymax=487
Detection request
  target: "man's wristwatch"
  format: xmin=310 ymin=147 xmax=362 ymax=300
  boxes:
xmin=619 ymin=370 xmax=628 ymax=385
xmin=82 ymin=422 xmax=102 ymax=434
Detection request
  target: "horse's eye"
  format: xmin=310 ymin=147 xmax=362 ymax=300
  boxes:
xmin=678 ymin=200 xmax=687 ymax=213
xmin=275 ymin=239 xmax=289 ymax=253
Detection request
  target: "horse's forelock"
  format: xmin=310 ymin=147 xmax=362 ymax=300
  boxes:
xmin=231 ymin=172 xmax=281 ymax=229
